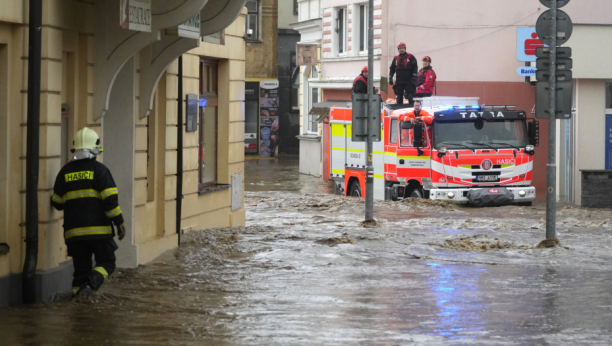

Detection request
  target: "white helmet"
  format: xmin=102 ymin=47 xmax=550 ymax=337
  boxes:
xmin=73 ymin=127 xmax=103 ymax=153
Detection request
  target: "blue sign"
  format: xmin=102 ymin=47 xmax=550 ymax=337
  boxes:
xmin=517 ymin=66 xmax=537 ymax=77
xmin=606 ymin=114 xmax=612 ymax=170
xmin=517 ymin=28 xmax=546 ymax=62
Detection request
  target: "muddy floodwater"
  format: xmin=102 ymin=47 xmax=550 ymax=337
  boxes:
xmin=1 ymin=158 xmax=612 ymax=345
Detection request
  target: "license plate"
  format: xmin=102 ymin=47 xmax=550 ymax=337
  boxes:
xmin=476 ymin=175 xmax=498 ymax=181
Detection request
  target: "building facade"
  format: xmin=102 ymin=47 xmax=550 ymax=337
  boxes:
xmin=0 ymin=0 xmax=247 ymax=307
xmin=295 ymin=0 xmax=612 ymax=204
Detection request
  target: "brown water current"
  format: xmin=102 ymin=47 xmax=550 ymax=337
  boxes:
xmin=1 ymin=157 xmax=612 ymax=345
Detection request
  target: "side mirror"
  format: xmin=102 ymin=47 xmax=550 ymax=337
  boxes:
xmin=400 ymin=121 xmax=413 ymax=130
xmin=528 ymin=120 xmax=539 ymax=147
xmin=413 ymin=122 xmax=426 ymax=148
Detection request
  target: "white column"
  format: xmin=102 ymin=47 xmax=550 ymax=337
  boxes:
xmin=103 ymin=57 xmax=138 ymax=268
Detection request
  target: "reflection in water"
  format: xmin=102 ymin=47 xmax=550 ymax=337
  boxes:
xmin=425 ymin=262 xmax=486 ymax=340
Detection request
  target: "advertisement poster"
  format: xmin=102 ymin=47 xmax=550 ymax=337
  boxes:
xmin=259 ymin=80 xmax=280 ymax=158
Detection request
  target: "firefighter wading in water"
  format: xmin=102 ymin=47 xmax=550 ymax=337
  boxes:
xmin=389 ymin=42 xmax=418 ymax=105
xmin=51 ymin=127 xmax=127 ymax=297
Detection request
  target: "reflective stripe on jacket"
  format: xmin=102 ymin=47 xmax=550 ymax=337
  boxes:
xmin=51 ymin=159 xmax=123 ymax=243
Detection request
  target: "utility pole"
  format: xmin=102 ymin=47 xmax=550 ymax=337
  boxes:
xmin=365 ymin=0 xmax=374 ymax=221
xmin=545 ymin=0 xmax=557 ymax=240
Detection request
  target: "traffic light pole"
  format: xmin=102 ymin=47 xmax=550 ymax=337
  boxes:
xmin=546 ymin=1 xmax=557 ymax=239
xmin=365 ymin=0 xmax=374 ymax=220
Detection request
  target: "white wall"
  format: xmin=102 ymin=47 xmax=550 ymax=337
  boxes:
xmin=567 ymin=25 xmax=612 ymax=79
xmin=279 ymin=0 xmax=299 ymax=29
xmin=573 ymin=79 xmax=607 ymax=205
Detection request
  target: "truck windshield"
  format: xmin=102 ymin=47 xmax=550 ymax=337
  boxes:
xmin=434 ymin=119 xmax=528 ymax=150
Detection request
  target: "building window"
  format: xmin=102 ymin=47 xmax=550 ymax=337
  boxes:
xmin=294 ymin=0 xmax=299 ymax=16
xmin=308 ymin=67 xmax=320 ymax=133
xmin=606 ymin=82 xmax=612 ymax=109
xmin=246 ymin=0 xmax=259 ymax=41
xmin=291 ymin=51 xmax=299 ymax=111
xmin=199 ymin=59 xmax=219 ymax=185
xmin=359 ymin=4 xmax=368 ymax=53
xmin=336 ymin=7 xmax=347 ymax=54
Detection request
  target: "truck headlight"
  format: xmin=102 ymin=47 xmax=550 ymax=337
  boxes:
xmin=519 ymin=190 xmax=526 ymax=197
xmin=447 ymin=192 xmax=455 ymax=199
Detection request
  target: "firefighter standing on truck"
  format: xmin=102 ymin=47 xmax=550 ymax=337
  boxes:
xmin=389 ymin=42 xmax=418 ymax=105
xmin=352 ymin=66 xmax=369 ymax=95
xmin=416 ymin=56 xmax=437 ymax=98
xmin=50 ymin=127 xmax=127 ymax=298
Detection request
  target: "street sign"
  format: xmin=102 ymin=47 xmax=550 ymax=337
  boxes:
xmin=539 ymin=0 xmax=570 ymax=8
xmin=536 ymin=46 xmax=572 ymax=58
xmin=351 ymin=93 xmax=381 ymax=143
xmin=536 ymin=69 xmax=572 ymax=82
xmin=535 ymin=81 xmax=572 ymax=119
xmin=536 ymin=10 xmax=573 ymax=46
xmin=517 ymin=66 xmax=537 ymax=77
xmin=536 ymin=57 xmax=572 ymax=70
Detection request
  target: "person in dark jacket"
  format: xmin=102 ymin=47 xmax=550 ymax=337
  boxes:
xmin=389 ymin=42 xmax=418 ymax=105
xmin=352 ymin=66 xmax=369 ymax=94
xmin=51 ymin=127 xmax=127 ymax=298
xmin=416 ymin=56 xmax=437 ymax=97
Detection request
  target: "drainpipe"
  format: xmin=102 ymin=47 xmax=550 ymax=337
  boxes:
xmin=176 ymin=56 xmax=183 ymax=246
xmin=23 ymin=0 xmax=43 ymax=304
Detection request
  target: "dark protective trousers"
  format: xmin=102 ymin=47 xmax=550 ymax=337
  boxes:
xmin=394 ymin=83 xmax=415 ymax=105
xmin=68 ymin=238 xmax=118 ymax=292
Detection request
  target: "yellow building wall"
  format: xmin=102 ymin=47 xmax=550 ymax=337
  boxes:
xmin=0 ymin=1 xmax=246 ymax=279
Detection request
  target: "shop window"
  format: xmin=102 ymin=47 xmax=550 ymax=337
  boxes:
xmin=245 ymin=0 xmax=259 ymax=41
xmin=336 ymin=7 xmax=347 ymax=54
xmin=359 ymin=4 xmax=369 ymax=53
xmin=199 ymin=59 xmax=219 ymax=186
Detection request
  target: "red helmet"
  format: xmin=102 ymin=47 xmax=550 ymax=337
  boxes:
xmin=361 ymin=66 xmax=368 ymax=73
xmin=422 ymin=56 xmax=431 ymax=62
xmin=397 ymin=42 xmax=406 ymax=50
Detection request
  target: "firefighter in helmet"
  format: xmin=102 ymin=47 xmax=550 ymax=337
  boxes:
xmin=416 ymin=56 xmax=437 ymax=97
xmin=51 ymin=127 xmax=127 ymax=298
xmin=389 ymin=42 xmax=418 ymax=105
xmin=352 ymin=66 xmax=369 ymax=95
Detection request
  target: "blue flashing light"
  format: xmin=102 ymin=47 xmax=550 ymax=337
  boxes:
xmin=199 ymin=98 xmax=208 ymax=107
xmin=471 ymin=105 xmax=480 ymax=109
xmin=438 ymin=105 xmax=453 ymax=111
xmin=458 ymin=105 xmax=466 ymax=109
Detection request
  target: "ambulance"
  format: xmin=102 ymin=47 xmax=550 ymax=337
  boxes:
xmin=328 ymin=97 xmax=539 ymax=206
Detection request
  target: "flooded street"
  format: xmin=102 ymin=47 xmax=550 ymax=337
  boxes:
xmin=2 ymin=158 xmax=612 ymax=345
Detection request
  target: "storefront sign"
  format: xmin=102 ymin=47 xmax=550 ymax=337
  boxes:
xmin=606 ymin=113 xmax=612 ymax=169
xmin=202 ymin=30 xmax=226 ymax=45
xmin=120 ymin=0 xmax=151 ymax=32
xmin=517 ymin=66 xmax=537 ymax=77
xmin=297 ymin=44 xmax=318 ymax=66
xmin=260 ymin=80 xmax=279 ymax=158
xmin=517 ymin=28 xmax=545 ymax=62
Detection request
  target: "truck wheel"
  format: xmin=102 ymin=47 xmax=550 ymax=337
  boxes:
xmin=349 ymin=180 xmax=362 ymax=197
xmin=409 ymin=188 xmax=423 ymax=198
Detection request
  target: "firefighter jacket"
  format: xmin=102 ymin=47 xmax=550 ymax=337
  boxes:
xmin=352 ymin=74 xmax=368 ymax=94
xmin=389 ymin=53 xmax=418 ymax=84
xmin=399 ymin=109 xmax=433 ymax=125
xmin=51 ymin=158 xmax=124 ymax=243
xmin=416 ymin=66 xmax=436 ymax=95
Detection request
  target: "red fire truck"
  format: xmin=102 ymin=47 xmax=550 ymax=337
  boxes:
xmin=328 ymin=97 xmax=539 ymax=206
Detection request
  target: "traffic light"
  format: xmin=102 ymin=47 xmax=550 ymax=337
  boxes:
xmin=535 ymin=47 xmax=573 ymax=119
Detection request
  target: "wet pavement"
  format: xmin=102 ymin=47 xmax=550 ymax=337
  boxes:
xmin=1 ymin=157 xmax=612 ymax=345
